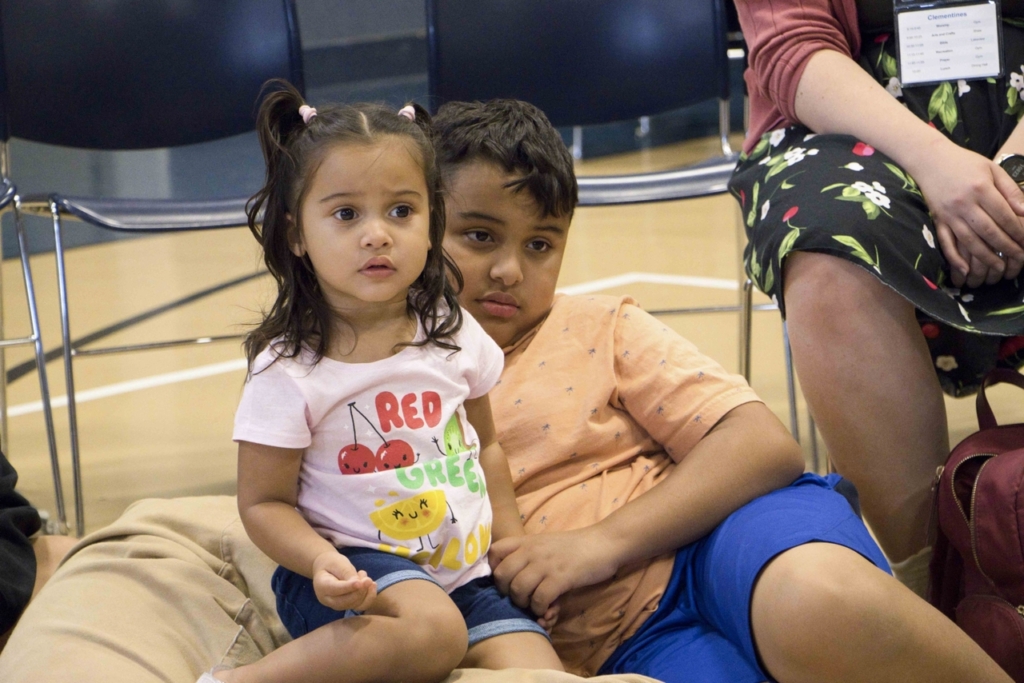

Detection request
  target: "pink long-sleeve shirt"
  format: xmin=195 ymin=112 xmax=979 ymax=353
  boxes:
xmin=736 ymin=0 xmax=862 ymax=152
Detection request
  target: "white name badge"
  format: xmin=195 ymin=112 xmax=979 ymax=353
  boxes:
xmin=896 ymin=1 xmax=1003 ymax=86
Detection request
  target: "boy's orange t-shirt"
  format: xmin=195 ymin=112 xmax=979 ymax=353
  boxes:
xmin=491 ymin=294 xmax=761 ymax=676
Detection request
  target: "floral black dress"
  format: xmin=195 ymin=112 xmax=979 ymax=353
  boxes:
xmin=729 ymin=23 xmax=1024 ymax=397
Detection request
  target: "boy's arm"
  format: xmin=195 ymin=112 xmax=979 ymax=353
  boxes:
xmin=464 ymin=396 xmax=525 ymax=542
xmin=490 ymin=402 xmax=804 ymax=617
xmin=237 ymin=441 xmax=376 ymax=610
xmin=490 ymin=305 xmax=804 ymax=617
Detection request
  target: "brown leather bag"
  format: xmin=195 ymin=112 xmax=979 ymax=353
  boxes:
xmin=929 ymin=368 xmax=1024 ymax=681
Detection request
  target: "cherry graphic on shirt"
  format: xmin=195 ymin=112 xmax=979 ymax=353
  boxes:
xmin=377 ymin=439 xmax=416 ymax=470
xmin=339 ymin=403 xmax=416 ymax=474
xmin=338 ymin=443 xmax=377 ymax=475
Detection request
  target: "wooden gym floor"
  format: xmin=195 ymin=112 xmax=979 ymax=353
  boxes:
xmin=4 ymin=133 xmax=1023 ymax=535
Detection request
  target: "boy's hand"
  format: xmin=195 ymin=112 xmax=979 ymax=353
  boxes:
xmin=489 ymin=527 xmax=619 ymax=618
xmin=311 ymin=550 xmax=377 ymax=611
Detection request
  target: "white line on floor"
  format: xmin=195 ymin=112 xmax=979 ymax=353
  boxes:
xmin=9 ymin=358 xmax=249 ymax=417
xmin=556 ymin=272 xmax=738 ymax=296
xmin=9 ymin=272 xmax=739 ymax=416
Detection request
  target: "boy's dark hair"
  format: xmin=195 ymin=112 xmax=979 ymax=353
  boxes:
xmin=244 ymin=79 xmax=463 ymax=370
xmin=432 ymin=99 xmax=578 ymax=217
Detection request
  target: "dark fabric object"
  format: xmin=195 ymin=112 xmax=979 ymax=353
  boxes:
xmin=929 ymin=369 xmax=1024 ymax=681
xmin=729 ymin=24 xmax=1024 ymax=397
xmin=0 ymin=452 xmax=40 ymax=634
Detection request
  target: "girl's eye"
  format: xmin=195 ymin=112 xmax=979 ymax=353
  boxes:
xmin=391 ymin=205 xmax=412 ymax=218
xmin=465 ymin=230 xmax=493 ymax=243
xmin=334 ymin=208 xmax=356 ymax=221
xmin=527 ymin=239 xmax=551 ymax=252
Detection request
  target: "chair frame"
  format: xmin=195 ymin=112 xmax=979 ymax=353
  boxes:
xmin=6 ymin=0 xmax=303 ymax=535
xmin=0 ymin=156 xmax=65 ymax=531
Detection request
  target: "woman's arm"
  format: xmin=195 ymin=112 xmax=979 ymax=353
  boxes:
xmin=489 ymin=403 xmax=804 ymax=618
xmin=464 ymin=396 xmax=525 ymax=543
xmin=237 ymin=441 xmax=376 ymax=610
xmin=795 ymin=49 xmax=1024 ymax=286
xmin=737 ymin=0 xmax=1024 ymax=284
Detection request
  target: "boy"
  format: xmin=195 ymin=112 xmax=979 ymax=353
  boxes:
xmin=433 ymin=99 xmax=1013 ymax=683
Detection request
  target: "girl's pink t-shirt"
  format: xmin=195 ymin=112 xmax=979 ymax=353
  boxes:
xmin=234 ymin=312 xmax=504 ymax=592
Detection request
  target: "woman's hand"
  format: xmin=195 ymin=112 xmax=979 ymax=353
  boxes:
xmin=905 ymin=141 xmax=1024 ymax=288
xmin=790 ymin=50 xmax=1024 ymax=288
xmin=489 ymin=526 xmax=619 ymax=619
xmin=311 ymin=550 xmax=377 ymax=611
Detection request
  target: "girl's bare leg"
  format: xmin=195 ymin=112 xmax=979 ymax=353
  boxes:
xmin=460 ymin=632 xmax=564 ymax=671
xmin=751 ymin=543 xmax=1011 ymax=682
xmin=783 ymin=253 xmax=948 ymax=563
xmin=216 ymin=580 xmax=468 ymax=683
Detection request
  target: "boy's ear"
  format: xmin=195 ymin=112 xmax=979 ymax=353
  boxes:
xmin=285 ymin=213 xmax=306 ymax=257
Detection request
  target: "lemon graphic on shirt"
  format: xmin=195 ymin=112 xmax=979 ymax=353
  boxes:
xmin=370 ymin=490 xmax=447 ymax=541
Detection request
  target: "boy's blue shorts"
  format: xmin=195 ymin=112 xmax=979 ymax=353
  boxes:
xmin=271 ymin=546 xmax=548 ymax=647
xmin=599 ymin=473 xmax=889 ymax=683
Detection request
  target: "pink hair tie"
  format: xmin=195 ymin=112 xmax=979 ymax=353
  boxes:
xmin=298 ymin=105 xmax=317 ymax=124
xmin=397 ymin=105 xmax=416 ymax=121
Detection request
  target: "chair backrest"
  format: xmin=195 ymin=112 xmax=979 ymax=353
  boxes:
xmin=0 ymin=0 xmax=303 ymax=150
xmin=0 ymin=31 xmax=7 ymax=147
xmin=426 ymin=0 xmax=729 ymax=128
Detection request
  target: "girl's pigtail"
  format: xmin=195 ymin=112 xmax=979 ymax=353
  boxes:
xmin=244 ymin=80 xmax=316 ymax=370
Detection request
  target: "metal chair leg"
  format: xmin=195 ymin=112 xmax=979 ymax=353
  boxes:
xmin=14 ymin=201 xmax=66 ymax=531
xmin=809 ymin=414 xmax=820 ymax=474
xmin=718 ymin=98 xmax=733 ymax=156
xmin=739 ymin=278 xmax=753 ymax=381
xmin=51 ymin=201 xmax=84 ymax=536
xmin=782 ymin=321 xmax=800 ymax=444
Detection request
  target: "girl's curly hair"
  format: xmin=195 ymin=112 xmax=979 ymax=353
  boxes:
xmin=244 ymin=79 xmax=463 ymax=370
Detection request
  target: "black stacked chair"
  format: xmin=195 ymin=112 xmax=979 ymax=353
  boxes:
xmin=426 ymin=0 xmax=817 ymax=457
xmin=427 ymin=0 xmax=780 ymax=383
xmin=0 ymin=60 xmax=64 ymax=532
xmin=1 ymin=0 xmax=304 ymax=535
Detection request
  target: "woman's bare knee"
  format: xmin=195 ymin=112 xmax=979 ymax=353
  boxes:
xmin=784 ymin=252 xmax=913 ymax=325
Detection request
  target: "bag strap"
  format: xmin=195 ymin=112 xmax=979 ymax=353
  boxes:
xmin=977 ymin=369 xmax=1024 ymax=429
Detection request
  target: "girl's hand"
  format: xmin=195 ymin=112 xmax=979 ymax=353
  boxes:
xmin=311 ymin=550 xmax=377 ymax=611
xmin=489 ymin=527 xmax=619 ymax=618
xmin=537 ymin=602 xmax=561 ymax=631
xmin=908 ymin=142 xmax=1024 ymax=287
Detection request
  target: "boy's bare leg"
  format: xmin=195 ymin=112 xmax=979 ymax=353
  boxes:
xmin=752 ymin=543 xmax=1012 ymax=682
xmin=783 ymin=253 xmax=949 ymax=565
xmin=216 ymin=580 xmax=468 ymax=683
xmin=460 ymin=632 xmax=564 ymax=671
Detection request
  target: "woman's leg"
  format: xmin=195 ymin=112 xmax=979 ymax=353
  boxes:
xmin=216 ymin=580 xmax=468 ymax=683
xmin=783 ymin=252 xmax=948 ymax=565
xmin=751 ymin=542 xmax=1011 ymax=682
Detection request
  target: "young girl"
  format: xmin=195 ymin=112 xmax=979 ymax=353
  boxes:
xmin=199 ymin=81 xmax=562 ymax=683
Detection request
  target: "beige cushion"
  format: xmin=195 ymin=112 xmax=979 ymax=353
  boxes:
xmin=0 ymin=496 xmax=658 ymax=683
